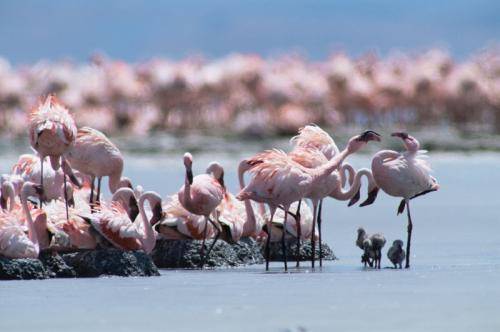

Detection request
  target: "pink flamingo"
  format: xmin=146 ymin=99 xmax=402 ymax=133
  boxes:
xmin=178 ymin=153 xmax=225 ymax=267
xmin=237 ymin=130 xmax=381 ymax=270
xmin=65 ymin=126 xmax=132 ymax=206
xmin=83 ymin=189 xmax=159 ymax=254
xmin=288 ymin=125 xmax=378 ymax=267
xmin=11 ymin=154 xmax=78 ymax=204
xmin=371 ymin=132 xmax=439 ymax=268
xmin=0 ymin=182 xmax=44 ymax=258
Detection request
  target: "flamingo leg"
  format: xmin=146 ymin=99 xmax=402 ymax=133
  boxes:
xmin=89 ymin=176 xmax=95 ymax=207
xmin=318 ymin=199 xmax=323 ymax=267
xmin=205 ymin=217 xmax=221 ymax=265
xmin=63 ymin=171 xmax=69 ymax=222
xmin=199 ymin=217 xmax=209 ymax=268
xmin=295 ymin=200 xmax=302 ymax=268
xmin=311 ymin=201 xmax=318 ymax=268
xmin=265 ymin=207 xmax=276 ymax=271
xmin=282 ymin=206 xmax=288 ymax=271
xmin=39 ymin=155 xmax=44 ymax=208
xmin=96 ymin=177 xmax=102 ymax=206
xmin=405 ymin=199 xmax=413 ymax=269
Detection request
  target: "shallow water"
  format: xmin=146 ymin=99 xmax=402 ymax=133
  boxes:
xmin=1 ymin=151 xmax=499 ymax=331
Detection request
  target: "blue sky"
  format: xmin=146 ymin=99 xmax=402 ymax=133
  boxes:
xmin=1 ymin=0 xmax=499 ymax=63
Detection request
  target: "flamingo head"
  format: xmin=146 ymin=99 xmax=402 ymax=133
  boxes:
xmin=119 ymin=177 xmax=133 ymax=189
xmin=21 ymin=181 xmax=44 ymax=201
xmin=141 ymin=192 xmax=164 ymax=226
xmin=357 ymin=227 xmax=366 ymax=237
xmin=183 ymin=153 xmax=193 ymax=184
xmin=347 ymin=130 xmax=381 ymax=153
xmin=393 ymin=239 xmax=404 ymax=248
xmin=206 ymin=162 xmax=225 ymax=189
xmin=0 ymin=180 xmax=15 ymax=210
xmin=391 ymin=132 xmax=420 ymax=152
xmin=362 ymin=238 xmax=372 ymax=251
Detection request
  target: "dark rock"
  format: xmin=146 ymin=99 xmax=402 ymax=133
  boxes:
xmin=39 ymin=251 xmax=77 ymax=278
xmin=61 ymin=249 xmax=159 ymax=277
xmin=263 ymin=240 xmax=337 ymax=262
xmin=0 ymin=257 xmax=49 ymax=280
xmin=152 ymin=238 xmax=264 ymax=268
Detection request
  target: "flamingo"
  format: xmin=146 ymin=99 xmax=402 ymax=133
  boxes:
xmin=237 ymin=130 xmax=381 ymax=271
xmin=65 ymin=126 xmax=132 ymax=206
xmin=83 ymin=189 xmax=159 ymax=254
xmin=370 ymin=132 xmax=439 ymax=268
xmin=0 ymin=182 xmax=44 ymax=259
xmin=28 ymin=95 xmax=80 ymax=213
xmin=11 ymin=154 xmax=79 ymax=204
xmin=178 ymin=153 xmax=225 ymax=267
xmin=289 ymin=125 xmax=378 ymax=267
xmin=362 ymin=233 xmax=386 ymax=269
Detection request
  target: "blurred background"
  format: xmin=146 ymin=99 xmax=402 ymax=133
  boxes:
xmin=0 ymin=0 xmax=499 ymax=151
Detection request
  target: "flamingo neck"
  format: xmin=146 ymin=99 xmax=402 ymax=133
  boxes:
xmin=21 ymin=192 xmax=40 ymax=251
xmin=238 ymin=160 xmax=257 ymax=236
xmin=138 ymin=193 xmax=157 ymax=254
xmin=311 ymin=149 xmax=350 ymax=182
xmin=108 ymin=171 xmax=123 ymax=193
xmin=182 ymin=165 xmax=194 ymax=211
xmin=330 ymin=168 xmax=374 ymax=201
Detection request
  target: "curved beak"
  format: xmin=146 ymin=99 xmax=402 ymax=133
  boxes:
xmin=34 ymin=184 xmax=44 ymax=196
xmin=391 ymin=132 xmax=409 ymax=140
xmin=360 ymin=130 xmax=381 ymax=142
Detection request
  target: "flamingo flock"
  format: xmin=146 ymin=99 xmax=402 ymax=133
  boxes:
xmin=0 ymin=95 xmax=439 ymax=271
xmin=0 ymin=49 xmax=499 ymax=138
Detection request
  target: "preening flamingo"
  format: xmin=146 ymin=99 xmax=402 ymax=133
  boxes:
xmin=65 ymin=126 xmax=132 ymax=206
xmin=28 ymin=95 xmax=80 ymax=212
xmin=237 ymin=130 xmax=381 ymax=271
xmin=83 ymin=189 xmax=159 ymax=254
xmin=0 ymin=182 xmax=44 ymax=258
xmin=178 ymin=154 xmax=225 ymax=267
xmin=370 ymin=132 xmax=439 ymax=268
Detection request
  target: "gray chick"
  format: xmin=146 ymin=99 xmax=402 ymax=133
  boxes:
xmin=363 ymin=233 xmax=386 ymax=269
xmin=356 ymin=227 xmax=372 ymax=267
xmin=387 ymin=239 xmax=406 ymax=269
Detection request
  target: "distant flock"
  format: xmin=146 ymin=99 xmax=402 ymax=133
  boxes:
xmin=0 ymin=48 xmax=499 ymax=138
xmin=0 ymin=95 xmax=439 ymax=271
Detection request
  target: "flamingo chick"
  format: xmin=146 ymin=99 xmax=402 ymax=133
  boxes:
xmin=387 ymin=239 xmax=406 ymax=269
xmin=362 ymin=233 xmax=386 ymax=269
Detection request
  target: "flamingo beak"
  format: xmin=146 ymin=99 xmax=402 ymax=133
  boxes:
xmin=391 ymin=132 xmax=409 ymax=140
xmin=34 ymin=184 xmax=44 ymax=196
xmin=360 ymin=130 xmax=381 ymax=142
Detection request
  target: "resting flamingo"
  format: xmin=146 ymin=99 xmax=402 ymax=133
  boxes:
xmin=83 ymin=189 xmax=159 ymax=254
xmin=178 ymin=153 xmax=225 ymax=267
xmin=65 ymin=126 xmax=132 ymax=206
xmin=28 ymin=95 xmax=80 ymax=212
xmin=0 ymin=182 xmax=44 ymax=258
xmin=370 ymin=132 xmax=439 ymax=268
xmin=237 ymin=130 xmax=381 ymax=271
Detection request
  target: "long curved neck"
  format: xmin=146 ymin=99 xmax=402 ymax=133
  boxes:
xmin=371 ymin=150 xmax=400 ymax=174
xmin=238 ymin=160 xmax=257 ymax=236
xmin=182 ymin=165 xmax=194 ymax=212
xmin=21 ymin=192 xmax=40 ymax=251
xmin=331 ymin=168 xmax=373 ymax=201
xmin=138 ymin=193 xmax=157 ymax=254
xmin=108 ymin=171 xmax=123 ymax=193
xmin=311 ymin=148 xmax=350 ymax=182
xmin=341 ymin=163 xmax=355 ymax=188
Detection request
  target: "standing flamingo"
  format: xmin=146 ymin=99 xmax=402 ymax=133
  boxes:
xmin=178 ymin=153 xmax=225 ymax=267
xmin=0 ymin=182 xmax=44 ymax=258
xmin=370 ymin=132 xmax=439 ymax=268
xmin=289 ymin=125 xmax=378 ymax=267
xmin=65 ymin=126 xmax=132 ymax=206
xmin=28 ymin=95 xmax=80 ymax=213
xmin=237 ymin=130 xmax=381 ymax=271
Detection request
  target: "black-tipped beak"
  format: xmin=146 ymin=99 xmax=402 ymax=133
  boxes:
xmin=0 ymin=197 xmax=6 ymax=210
xmin=151 ymin=203 xmax=163 ymax=226
xmin=360 ymin=130 xmax=381 ymax=142
xmin=68 ymin=173 xmax=82 ymax=189
xmin=391 ymin=132 xmax=409 ymax=140
xmin=129 ymin=196 xmax=139 ymax=221
xmin=34 ymin=184 xmax=44 ymax=196
xmin=218 ymin=171 xmax=225 ymax=189
xmin=187 ymin=169 xmax=193 ymax=185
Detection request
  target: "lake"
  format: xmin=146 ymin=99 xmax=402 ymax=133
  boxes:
xmin=0 ymin=148 xmax=499 ymax=331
